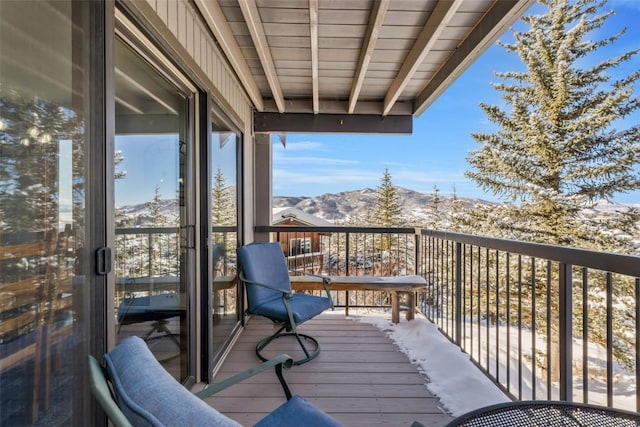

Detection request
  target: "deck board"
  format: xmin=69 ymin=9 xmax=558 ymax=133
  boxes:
xmin=201 ymin=311 xmax=454 ymax=426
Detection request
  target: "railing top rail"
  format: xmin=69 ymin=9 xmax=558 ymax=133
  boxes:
xmin=116 ymin=227 xmax=180 ymax=235
xmin=256 ymin=225 xmax=420 ymax=234
xmin=420 ymin=228 xmax=640 ymax=278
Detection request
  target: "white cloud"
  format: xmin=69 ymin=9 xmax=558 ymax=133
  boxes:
xmin=273 ymin=168 xmax=378 ymax=185
xmin=273 ymin=140 xmax=329 ymax=152
xmin=273 ymin=155 xmax=359 ymax=166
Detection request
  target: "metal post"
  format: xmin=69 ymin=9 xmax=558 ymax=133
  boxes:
xmin=558 ymin=262 xmax=573 ymax=401
xmin=455 ymin=242 xmax=462 ymax=346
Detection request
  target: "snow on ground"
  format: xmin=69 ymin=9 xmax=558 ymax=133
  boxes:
xmin=351 ymin=311 xmax=510 ymax=417
xmin=350 ymin=309 xmax=637 ymax=416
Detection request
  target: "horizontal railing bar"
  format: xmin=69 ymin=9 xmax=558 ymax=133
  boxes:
xmin=419 ymin=228 xmax=640 ymax=278
xmin=256 ymin=225 xmax=419 ymax=234
xmin=116 ymin=227 xmax=179 ymax=235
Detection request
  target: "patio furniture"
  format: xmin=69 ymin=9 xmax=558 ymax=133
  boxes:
xmin=115 ymin=244 xmax=226 ymax=348
xmin=88 ymin=335 xmax=343 ymax=427
xmin=237 ymin=242 xmax=333 ymax=365
xmin=444 ymin=400 xmax=640 ymax=426
xmin=289 ymin=274 xmax=427 ymax=323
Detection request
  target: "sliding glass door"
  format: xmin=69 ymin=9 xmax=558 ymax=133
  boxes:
xmin=113 ymin=36 xmax=193 ymax=382
xmin=209 ymin=114 xmax=241 ymax=367
xmin=0 ymin=1 xmax=100 ymax=424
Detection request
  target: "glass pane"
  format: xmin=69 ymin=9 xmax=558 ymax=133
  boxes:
xmin=113 ymin=38 xmax=189 ymax=381
xmin=1 ymin=1 xmax=91 ymax=424
xmin=211 ymin=117 xmax=239 ymax=360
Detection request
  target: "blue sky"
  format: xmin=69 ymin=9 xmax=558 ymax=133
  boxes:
xmin=273 ymin=0 xmax=640 ymax=204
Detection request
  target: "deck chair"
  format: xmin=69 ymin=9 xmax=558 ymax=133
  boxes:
xmin=237 ymin=242 xmax=333 ymax=365
xmin=116 ymin=246 xmax=226 ymax=343
xmin=88 ymin=335 xmax=343 ymax=427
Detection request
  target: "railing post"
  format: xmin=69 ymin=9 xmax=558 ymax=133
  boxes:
xmin=455 ymin=241 xmax=462 ymax=346
xmin=345 ymin=231 xmax=350 ymax=276
xmin=414 ymin=232 xmax=420 ymax=276
xmin=559 ymin=262 xmax=573 ymax=401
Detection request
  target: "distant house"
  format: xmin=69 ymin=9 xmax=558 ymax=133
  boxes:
xmin=272 ymin=208 xmax=333 ymax=273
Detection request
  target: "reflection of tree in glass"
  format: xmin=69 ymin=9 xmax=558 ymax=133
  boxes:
xmin=0 ymin=95 xmax=81 ymax=235
xmin=212 ymin=168 xmax=235 ymax=226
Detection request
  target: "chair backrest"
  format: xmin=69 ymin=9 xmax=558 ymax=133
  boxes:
xmin=87 ymin=355 xmax=133 ymax=427
xmin=237 ymin=242 xmax=292 ymax=313
xmin=212 ymin=243 xmax=225 ymax=270
xmin=93 ymin=336 xmax=240 ymax=427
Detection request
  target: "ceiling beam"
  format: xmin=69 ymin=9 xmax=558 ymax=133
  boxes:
xmin=382 ymin=0 xmax=464 ymax=116
xmin=193 ymin=0 xmax=264 ymax=111
xmin=414 ymin=0 xmax=535 ymax=116
xmin=238 ymin=0 xmax=285 ymax=113
xmin=348 ymin=0 xmax=389 ymax=114
xmin=254 ymin=112 xmax=412 ymax=134
xmin=309 ymin=0 xmax=319 ymax=114
xmin=261 ymin=99 xmax=414 ymax=115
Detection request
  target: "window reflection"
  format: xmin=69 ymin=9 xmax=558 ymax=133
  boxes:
xmin=211 ymin=118 xmax=239 ymax=359
xmin=0 ymin=1 xmax=89 ymax=424
xmin=113 ymin=38 xmax=189 ymax=380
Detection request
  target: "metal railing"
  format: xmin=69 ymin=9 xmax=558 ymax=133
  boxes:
xmin=417 ymin=229 xmax=640 ymax=413
xmin=116 ymin=225 xmax=640 ymax=412
xmin=261 ymin=225 xmax=640 ymax=413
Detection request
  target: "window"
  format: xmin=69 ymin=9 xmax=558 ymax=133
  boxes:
xmin=290 ymin=237 xmax=311 ymax=256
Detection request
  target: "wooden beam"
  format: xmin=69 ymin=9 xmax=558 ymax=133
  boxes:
xmin=262 ymin=98 xmax=414 ymax=115
xmin=383 ymin=0 xmax=464 ymax=116
xmin=414 ymin=0 xmax=536 ymax=116
xmin=348 ymin=0 xmax=389 ymax=114
xmin=254 ymin=112 xmax=412 ymax=134
xmin=193 ymin=0 xmax=264 ymax=111
xmin=238 ymin=0 xmax=285 ymax=113
xmin=309 ymin=0 xmax=319 ymax=114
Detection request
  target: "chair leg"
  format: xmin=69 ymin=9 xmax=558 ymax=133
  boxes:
xmin=256 ymin=325 xmax=320 ymax=366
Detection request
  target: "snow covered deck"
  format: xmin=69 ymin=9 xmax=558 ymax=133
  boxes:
xmin=200 ymin=311 xmax=454 ymax=427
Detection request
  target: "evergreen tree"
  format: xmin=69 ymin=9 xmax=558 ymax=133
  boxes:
xmin=466 ymin=0 xmax=640 ymax=249
xmin=212 ymin=168 xmax=235 ymax=226
xmin=0 ymin=96 xmax=79 ymax=234
xmin=449 ymin=186 xmax=468 ymax=232
xmin=146 ymin=185 xmax=167 ymax=226
xmin=428 ymin=185 xmax=442 ymax=229
xmin=371 ymin=168 xmax=403 ymax=227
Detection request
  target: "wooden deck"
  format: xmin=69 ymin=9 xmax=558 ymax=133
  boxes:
xmin=200 ymin=311 xmax=454 ymax=426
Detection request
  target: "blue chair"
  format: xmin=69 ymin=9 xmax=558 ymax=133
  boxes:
xmin=88 ymin=336 xmax=343 ymax=427
xmin=237 ymin=242 xmax=333 ymax=365
xmin=116 ymin=243 xmax=227 ymax=353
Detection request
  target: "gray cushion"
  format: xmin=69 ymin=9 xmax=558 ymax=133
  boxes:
xmin=104 ymin=336 xmax=240 ymax=427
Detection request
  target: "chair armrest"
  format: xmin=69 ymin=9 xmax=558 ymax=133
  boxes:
xmin=289 ymin=270 xmax=333 ymax=309
xmin=239 ymin=272 xmax=293 ymax=297
xmin=194 ymin=354 xmax=294 ymax=400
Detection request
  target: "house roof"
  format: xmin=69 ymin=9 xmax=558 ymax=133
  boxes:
xmin=194 ymin=0 xmax=534 ymax=124
xmin=273 ymin=207 xmax=334 ymax=226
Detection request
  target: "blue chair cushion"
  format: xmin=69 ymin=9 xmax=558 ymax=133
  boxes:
xmin=252 ymin=293 xmax=332 ymax=324
xmin=237 ymin=243 xmax=293 ymax=312
xmin=104 ymin=336 xmax=241 ymax=427
xmin=254 ymin=395 xmax=343 ymax=427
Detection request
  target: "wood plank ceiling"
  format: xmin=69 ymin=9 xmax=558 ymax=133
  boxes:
xmin=195 ymin=0 xmax=534 ymax=119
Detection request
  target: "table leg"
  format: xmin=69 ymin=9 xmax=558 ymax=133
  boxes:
xmin=406 ymin=292 xmax=415 ymax=321
xmin=391 ymin=291 xmax=400 ymax=324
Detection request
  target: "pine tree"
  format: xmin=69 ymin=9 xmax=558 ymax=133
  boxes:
xmin=428 ymin=185 xmax=442 ymax=229
xmin=146 ymin=185 xmax=167 ymax=226
xmin=212 ymin=168 xmax=235 ymax=226
xmin=0 ymin=96 xmax=77 ymax=235
xmin=449 ymin=186 xmax=468 ymax=232
xmin=465 ymin=0 xmax=640 ymax=249
xmin=465 ymin=0 xmax=640 ymax=376
xmin=371 ymin=168 xmax=403 ymax=227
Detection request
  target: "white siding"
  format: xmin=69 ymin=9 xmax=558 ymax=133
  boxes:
xmin=143 ymin=0 xmax=253 ymax=127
